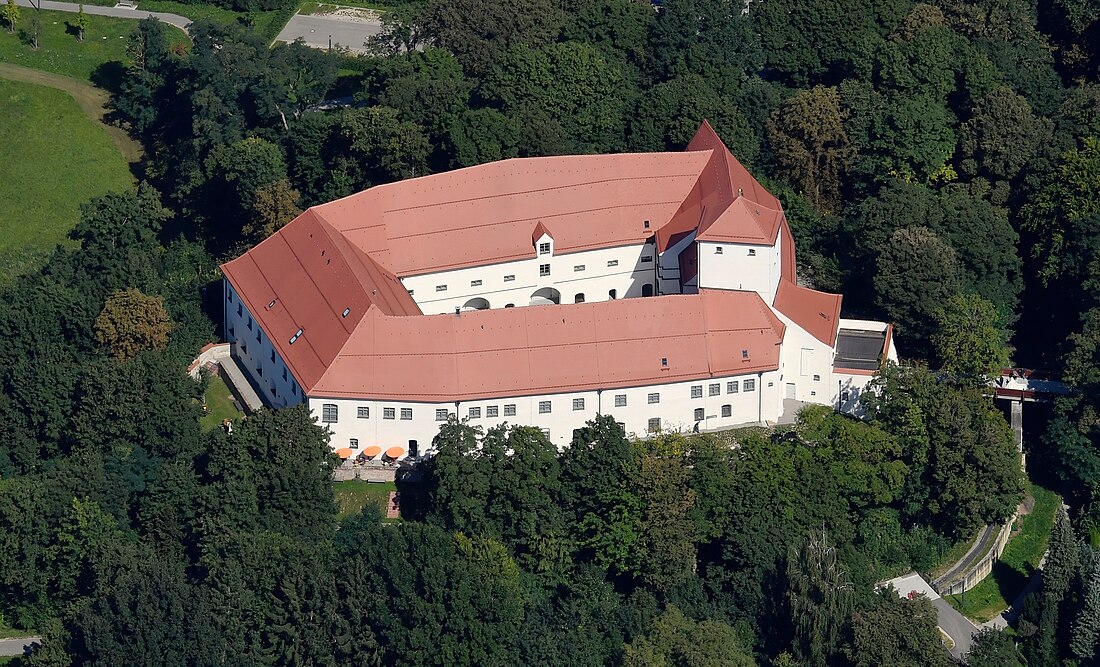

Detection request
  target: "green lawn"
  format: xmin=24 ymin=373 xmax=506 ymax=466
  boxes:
xmin=199 ymin=374 xmax=243 ymax=431
xmin=138 ymin=0 xmax=293 ymax=40
xmin=0 ymin=9 xmax=186 ymax=82
xmin=333 ymin=480 xmax=396 ymax=521
xmin=0 ymin=78 xmax=133 ymax=283
xmin=948 ymin=484 xmax=1059 ymax=622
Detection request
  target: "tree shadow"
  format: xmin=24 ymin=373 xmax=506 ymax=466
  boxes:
xmin=91 ymin=61 xmax=128 ymax=95
xmin=991 ymin=560 xmax=1029 ymax=602
xmin=63 ymin=21 xmax=79 ymax=37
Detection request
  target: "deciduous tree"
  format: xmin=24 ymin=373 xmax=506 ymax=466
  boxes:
xmin=94 ymin=288 xmax=175 ymax=361
xmin=932 ymin=293 xmax=1012 ymax=380
xmin=766 ymin=86 xmax=852 ymax=213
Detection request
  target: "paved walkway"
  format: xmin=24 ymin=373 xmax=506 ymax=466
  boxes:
xmin=932 ymin=523 xmax=999 ymax=591
xmin=13 ymin=0 xmax=191 ymax=32
xmin=882 ymin=572 xmax=979 ymax=659
xmin=218 ymin=355 xmax=265 ymax=413
xmin=0 ymin=636 xmax=41 ymax=657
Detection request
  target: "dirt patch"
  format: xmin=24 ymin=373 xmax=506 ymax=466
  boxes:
xmin=0 ymin=62 xmax=142 ymax=165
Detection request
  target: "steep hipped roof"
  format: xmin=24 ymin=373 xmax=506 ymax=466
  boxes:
xmin=656 ymin=120 xmax=783 ymax=251
xmin=310 ymin=289 xmax=784 ymax=401
xmin=221 ymin=210 xmax=420 ymax=391
xmin=773 ymin=278 xmax=842 ymax=347
xmin=313 ymin=151 xmax=715 ymax=277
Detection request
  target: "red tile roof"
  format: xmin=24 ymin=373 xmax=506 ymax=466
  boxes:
xmin=221 ymin=121 xmax=849 ymax=402
xmin=313 ymin=151 xmax=715 ymax=277
xmin=309 ymin=289 xmax=784 ymax=401
xmin=773 ymin=278 xmax=842 ymax=346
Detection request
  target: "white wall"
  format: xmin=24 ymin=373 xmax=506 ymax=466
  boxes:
xmin=696 ymin=234 xmax=783 ymax=303
xmin=225 ymin=281 xmax=305 ymax=409
xmin=305 ymin=369 xmax=783 ymax=457
xmin=773 ymin=311 xmax=837 ymax=408
xmin=400 ymin=243 xmax=660 ymax=313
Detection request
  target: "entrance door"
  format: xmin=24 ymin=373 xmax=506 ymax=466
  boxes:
xmin=408 ymin=440 xmax=419 ymax=458
xmin=785 ymin=383 xmax=796 ymax=399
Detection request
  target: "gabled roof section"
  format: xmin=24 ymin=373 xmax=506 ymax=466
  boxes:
xmin=316 ymin=151 xmax=714 ymax=277
xmin=221 ymin=209 xmax=421 ymax=393
xmin=309 ymin=289 xmax=785 ymax=401
xmin=772 ymin=279 xmax=842 ymax=347
xmin=531 ymin=221 xmax=552 ymax=245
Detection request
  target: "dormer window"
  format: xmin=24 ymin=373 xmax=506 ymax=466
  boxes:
xmin=289 ymin=328 xmax=303 ymax=344
xmin=742 ymin=349 xmax=749 ymax=359
xmin=342 ymin=307 xmax=351 ymax=318
xmin=539 ymin=242 xmax=551 ymax=255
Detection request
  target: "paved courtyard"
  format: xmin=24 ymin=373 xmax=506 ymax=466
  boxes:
xmin=275 ymin=8 xmax=384 ymax=53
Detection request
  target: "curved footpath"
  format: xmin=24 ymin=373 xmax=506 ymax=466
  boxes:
xmin=932 ymin=523 xmax=999 ymax=592
xmin=12 ymin=0 xmax=191 ymax=32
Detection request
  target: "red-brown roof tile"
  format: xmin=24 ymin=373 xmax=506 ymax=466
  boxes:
xmin=772 ymin=278 xmax=842 ymax=346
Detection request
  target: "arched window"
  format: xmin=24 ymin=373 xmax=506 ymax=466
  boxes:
xmin=574 ymin=293 xmax=585 ymax=303
xmin=504 ymin=303 xmax=515 ymax=308
xmin=642 ymin=284 xmax=654 ymax=297
xmin=530 ymin=287 xmax=561 ymax=306
xmin=462 ymin=297 xmax=490 ymax=311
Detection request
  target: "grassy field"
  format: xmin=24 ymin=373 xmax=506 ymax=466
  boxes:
xmin=333 ymin=480 xmax=396 ymax=520
xmin=0 ymin=78 xmax=133 ymax=283
xmin=199 ymin=374 xmax=243 ymax=431
xmin=948 ymin=484 xmax=1059 ymax=622
xmin=0 ymin=9 xmax=186 ymax=82
xmin=139 ymin=0 xmax=294 ymax=39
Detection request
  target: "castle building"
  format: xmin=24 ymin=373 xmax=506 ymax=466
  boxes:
xmin=221 ymin=121 xmax=897 ymax=459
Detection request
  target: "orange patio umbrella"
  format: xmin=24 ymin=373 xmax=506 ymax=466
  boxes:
xmin=363 ymin=445 xmax=382 ymax=458
xmin=384 ymin=446 xmax=405 ymax=459
xmin=334 ymin=448 xmax=353 ymax=458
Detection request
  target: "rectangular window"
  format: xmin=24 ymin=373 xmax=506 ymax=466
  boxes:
xmin=574 ymin=265 xmax=585 ymax=272
xmin=728 ymin=381 xmax=739 ymax=394
xmin=400 ymin=408 xmax=413 ymax=420
xmin=408 ymin=289 xmax=414 ymax=296
xmin=539 ymin=400 xmax=552 ymax=414
xmin=247 ymin=316 xmax=253 ymax=330
xmin=228 ymin=325 xmax=235 ymax=338
xmin=572 ymin=398 xmax=585 ymax=411
xmin=227 ymin=289 xmax=234 ymax=303
xmin=715 ymin=247 xmax=723 ymax=254
xmin=504 ymin=404 xmax=516 ymax=416
xmin=607 ymin=260 xmax=619 ymax=267
xmin=291 ymin=382 xmax=297 ymax=396
xmin=468 ymin=407 xmax=481 ymax=419
xmin=709 ymin=383 xmax=721 ymax=396
xmin=541 ymin=428 xmax=551 ymax=438
xmin=270 ymin=350 xmax=276 ymax=363
xmin=722 ymin=404 xmax=732 ymax=417
xmin=648 ymin=417 xmax=661 ymax=432
xmin=342 ymin=307 xmax=351 ymax=318
xmin=357 ymin=406 xmax=369 ymax=419
xmin=436 ymin=409 xmax=448 ymax=421
xmin=383 ymin=407 xmax=395 ymax=420
xmin=237 ymin=304 xmax=243 ymax=317
xmin=504 ymin=274 xmax=515 ymax=282
xmin=813 ymin=374 xmax=821 ymax=381
xmin=486 ymin=405 xmax=499 ymax=418
xmin=471 ymin=279 xmax=482 ymax=287
xmin=282 ymin=367 xmax=287 ymax=381
xmin=241 ymin=343 xmax=248 ymax=355
xmin=435 ymin=285 xmax=447 ymax=292
xmin=256 ymin=366 xmax=263 ymax=378
xmin=256 ymin=328 xmax=261 ymax=343
xmin=614 ymin=394 xmax=627 ymax=407
xmin=744 ymin=379 xmax=756 ymax=392
xmin=321 ymin=404 xmax=338 ymax=423
xmin=539 ymin=242 xmax=551 ymax=255
xmin=748 ymin=248 xmax=756 ymax=256
xmin=539 ymin=264 xmax=550 ymax=277
xmin=694 ymin=408 xmax=704 ymax=421
xmin=648 ymin=393 xmax=660 ymax=404
xmin=641 ymin=255 xmax=653 ymax=263
xmin=691 ymin=385 xmax=703 ymax=399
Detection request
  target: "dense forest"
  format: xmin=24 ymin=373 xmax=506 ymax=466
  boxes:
xmin=3 ymin=0 xmax=1100 ymax=663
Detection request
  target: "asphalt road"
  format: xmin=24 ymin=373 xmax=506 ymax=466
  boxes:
xmin=12 ymin=0 xmax=191 ymax=31
xmin=274 ymin=13 xmax=383 ymax=53
xmin=932 ymin=598 xmax=979 ymax=658
xmin=0 ymin=636 xmax=41 ymax=657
